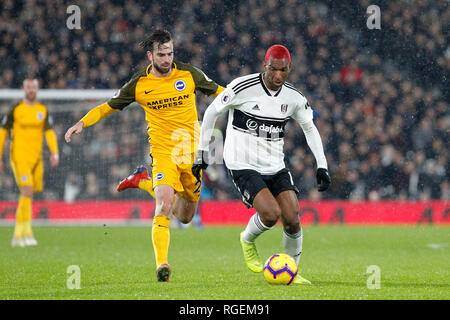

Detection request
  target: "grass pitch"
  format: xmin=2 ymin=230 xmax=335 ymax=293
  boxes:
xmin=0 ymin=225 xmax=448 ymax=300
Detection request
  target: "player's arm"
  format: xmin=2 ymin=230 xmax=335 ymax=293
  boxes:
xmin=43 ymin=114 xmax=60 ymax=167
xmin=64 ymin=103 xmax=117 ymax=143
xmin=79 ymin=102 xmax=117 ymax=128
xmin=65 ymin=75 xmax=139 ymax=143
xmin=292 ymin=100 xmax=331 ymax=191
xmin=0 ymin=107 xmax=14 ymax=173
xmin=198 ymin=88 xmax=235 ymax=151
xmin=192 ymin=87 xmax=235 ymax=182
xmin=0 ymin=129 xmax=8 ymax=173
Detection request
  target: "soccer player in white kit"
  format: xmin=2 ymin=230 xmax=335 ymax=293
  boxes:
xmin=192 ymin=45 xmax=331 ymax=284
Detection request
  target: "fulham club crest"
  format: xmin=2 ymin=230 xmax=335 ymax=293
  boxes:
xmin=281 ymin=104 xmax=288 ymax=113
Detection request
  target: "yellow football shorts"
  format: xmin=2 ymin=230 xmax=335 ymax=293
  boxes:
xmin=10 ymin=158 xmax=44 ymax=192
xmin=151 ymin=152 xmax=202 ymax=202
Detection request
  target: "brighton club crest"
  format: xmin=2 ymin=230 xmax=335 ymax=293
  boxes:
xmin=281 ymin=104 xmax=288 ymax=113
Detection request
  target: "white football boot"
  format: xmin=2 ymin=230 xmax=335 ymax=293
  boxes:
xmin=23 ymin=235 xmax=38 ymax=246
xmin=11 ymin=237 xmax=25 ymax=248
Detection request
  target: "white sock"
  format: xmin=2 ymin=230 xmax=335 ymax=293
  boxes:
xmin=242 ymin=213 xmax=272 ymax=243
xmin=283 ymin=227 xmax=303 ymax=266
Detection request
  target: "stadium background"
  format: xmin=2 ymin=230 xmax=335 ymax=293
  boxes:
xmin=0 ymin=0 xmax=448 ymax=225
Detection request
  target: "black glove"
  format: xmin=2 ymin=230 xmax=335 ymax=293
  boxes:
xmin=316 ymin=168 xmax=331 ymax=192
xmin=192 ymin=150 xmax=209 ymax=183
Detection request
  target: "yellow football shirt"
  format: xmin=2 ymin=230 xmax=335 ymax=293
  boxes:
xmin=0 ymin=101 xmax=57 ymax=163
xmin=106 ymin=60 xmax=224 ymax=156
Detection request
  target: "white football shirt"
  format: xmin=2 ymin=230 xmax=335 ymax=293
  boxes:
xmin=202 ymin=73 xmax=314 ymax=175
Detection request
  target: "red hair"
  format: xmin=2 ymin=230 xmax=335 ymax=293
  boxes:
xmin=264 ymin=45 xmax=291 ymax=63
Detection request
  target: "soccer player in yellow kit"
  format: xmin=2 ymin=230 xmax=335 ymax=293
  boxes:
xmin=65 ymin=29 xmax=224 ymax=281
xmin=0 ymin=78 xmax=59 ymax=247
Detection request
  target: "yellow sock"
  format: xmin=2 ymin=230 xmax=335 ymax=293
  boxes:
xmin=14 ymin=196 xmax=30 ymax=238
xmin=13 ymin=223 xmax=24 ymax=239
xmin=152 ymin=215 xmax=171 ymax=267
xmin=21 ymin=196 xmax=33 ymax=237
xmin=138 ymin=180 xmax=155 ymax=199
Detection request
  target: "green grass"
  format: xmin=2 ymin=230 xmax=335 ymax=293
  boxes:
xmin=0 ymin=225 xmax=449 ymax=300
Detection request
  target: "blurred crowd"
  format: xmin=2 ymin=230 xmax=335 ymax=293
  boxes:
xmin=0 ymin=0 xmax=448 ymax=202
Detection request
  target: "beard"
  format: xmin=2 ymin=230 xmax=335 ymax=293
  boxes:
xmin=26 ymin=92 xmax=37 ymax=101
xmin=153 ymin=62 xmax=171 ymax=74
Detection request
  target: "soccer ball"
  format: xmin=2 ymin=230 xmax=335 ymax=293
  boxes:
xmin=263 ymin=253 xmax=298 ymax=285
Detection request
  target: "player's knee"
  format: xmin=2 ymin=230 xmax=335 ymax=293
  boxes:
xmin=176 ymin=214 xmax=193 ymax=224
xmin=282 ymin=211 xmax=301 ymax=234
xmin=20 ymin=186 xmax=34 ymax=198
xmin=155 ymin=200 xmax=173 ymax=216
xmin=260 ymin=205 xmax=281 ymax=227
xmin=172 ymin=205 xmax=196 ymax=224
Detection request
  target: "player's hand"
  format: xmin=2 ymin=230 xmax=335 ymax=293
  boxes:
xmin=50 ymin=154 xmax=59 ymax=167
xmin=191 ymin=149 xmax=209 ymax=183
xmin=316 ymin=168 xmax=331 ymax=192
xmin=65 ymin=121 xmax=84 ymax=143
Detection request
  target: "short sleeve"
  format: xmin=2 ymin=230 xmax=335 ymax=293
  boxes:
xmin=107 ymin=70 xmax=145 ymax=110
xmin=44 ymin=112 xmax=53 ymax=131
xmin=176 ymin=61 xmax=222 ymax=96
xmin=1 ymin=105 xmax=16 ymax=130
xmin=193 ymin=66 xmax=221 ymax=96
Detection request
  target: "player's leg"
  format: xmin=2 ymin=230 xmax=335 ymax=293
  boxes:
xmin=139 ymin=172 xmax=199 ymax=225
xmin=152 ymin=184 xmax=175 ymax=281
xmin=12 ymin=186 xmax=33 ymax=248
xmin=20 ymin=186 xmax=35 ymax=246
xmin=150 ymin=154 xmax=185 ymax=282
xmin=117 ymin=165 xmax=155 ymax=198
xmin=266 ymin=169 xmax=302 ymax=263
xmin=230 ymin=169 xmax=282 ymax=272
xmin=171 ymin=194 xmax=198 ymax=224
xmin=21 ymin=159 xmax=44 ymax=246
xmin=173 ymin=166 xmax=202 ymax=224
xmin=244 ymin=188 xmax=282 ymax=240
xmin=240 ymin=188 xmax=281 ymax=273
xmin=10 ymin=160 xmax=34 ymax=247
xmin=276 ymin=190 xmax=302 ymax=264
xmin=270 ymin=169 xmax=311 ymax=284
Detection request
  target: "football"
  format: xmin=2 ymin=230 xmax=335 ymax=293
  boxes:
xmin=263 ymin=253 xmax=298 ymax=285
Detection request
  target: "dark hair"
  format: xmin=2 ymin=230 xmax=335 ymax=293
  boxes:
xmin=140 ymin=29 xmax=172 ymax=52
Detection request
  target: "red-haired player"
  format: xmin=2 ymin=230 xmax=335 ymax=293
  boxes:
xmin=192 ymin=44 xmax=331 ymax=284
